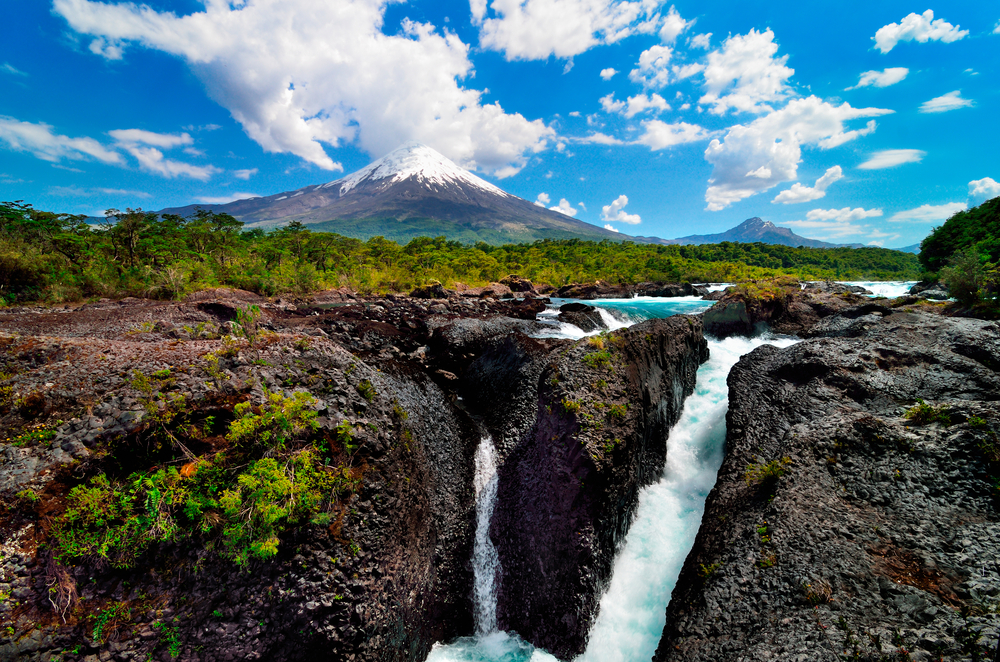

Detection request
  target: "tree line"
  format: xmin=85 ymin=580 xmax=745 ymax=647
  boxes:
xmin=0 ymin=201 xmax=922 ymax=304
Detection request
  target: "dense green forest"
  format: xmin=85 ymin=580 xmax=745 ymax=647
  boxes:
xmin=918 ymin=196 xmax=999 ymax=308
xmin=0 ymin=201 xmax=921 ymax=304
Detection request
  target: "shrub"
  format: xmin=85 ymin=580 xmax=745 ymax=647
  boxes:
xmin=227 ymin=390 xmax=319 ymax=451
xmin=904 ymin=399 xmax=952 ymax=426
xmin=744 ymin=457 xmax=792 ymax=487
xmin=582 ymin=350 xmax=612 ymax=369
xmin=356 ymin=379 xmax=376 ymax=402
xmin=561 ymin=399 xmax=581 ymax=414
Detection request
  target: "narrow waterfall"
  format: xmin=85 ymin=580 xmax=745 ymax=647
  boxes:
xmin=473 ymin=434 xmax=501 ymax=636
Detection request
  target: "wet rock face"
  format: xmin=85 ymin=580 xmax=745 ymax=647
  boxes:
xmin=489 ymin=316 xmax=709 ymax=659
xmin=656 ymin=312 xmax=1000 ymax=662
xmin=557 ymin=302 xmax=607 ymax=333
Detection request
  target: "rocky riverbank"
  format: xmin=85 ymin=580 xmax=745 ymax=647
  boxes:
xmin=656 ymin=310 xmax=1000 ymax=661
xmin=0 ymin=286 xmax=710 ymax=662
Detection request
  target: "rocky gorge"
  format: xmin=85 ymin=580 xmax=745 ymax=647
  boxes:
xmin=0 ymin=279 xmax=997 ymax=662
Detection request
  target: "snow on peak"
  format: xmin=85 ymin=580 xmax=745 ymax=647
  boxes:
xmin=325 ymin=142 xmax=512 ymax=198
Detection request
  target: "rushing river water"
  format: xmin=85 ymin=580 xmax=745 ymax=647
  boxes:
xmin=428 ymin=289 xmax=894 ymax=661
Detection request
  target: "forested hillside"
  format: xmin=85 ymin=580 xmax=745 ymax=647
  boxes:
xmin=918 ymin=196 xmax=999 ymax=309
xmin=1 ymin=201 xmax=920 ymax=304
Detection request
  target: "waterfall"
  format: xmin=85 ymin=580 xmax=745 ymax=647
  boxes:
xmin=473 ymin=434 xmax=501 ymax=636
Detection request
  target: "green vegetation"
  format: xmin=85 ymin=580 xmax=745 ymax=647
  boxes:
xmin=697 ymin=562 xmax=721 ymax=579
xmin=903 ymin=399 xmax=952 ymax=426
xmin=744 ymin=457 xmax=792 ymax=487
xmin=51 ymin=383 xmax=366 ymax=568
xmin=918 ymin=196 xmax=1000 ymax=312
xmin=1 ymin=200 xmax=921 ymax=304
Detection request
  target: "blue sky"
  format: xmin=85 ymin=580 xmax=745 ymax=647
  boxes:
xmin=1 ymin=1 xmax=998 ymax=247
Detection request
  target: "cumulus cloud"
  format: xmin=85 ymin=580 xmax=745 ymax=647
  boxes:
xmin=702 ymin=97 xmax=892 ymax=211
xmin=110 ymin=129 xmax=219 ymax=180
xmin=629 ymin=44 xmax=674 ymax=87
xmin=699 ymin=29 xmax=794 ymax=115
xmin=601 ymin=194 xmax=641 ymax=224
xmin=196 ymin=192 xmax=261 ymax=204
xmin=874 ymin=10 xmax=968 ymax=54
xmin=657 ymin=6 xmax=691 ymax=43
xmin=600 ymin=92 xmax=670 ymax=118
xmin=534 ymin=192 xmax=552 ymax=206
xmin=604 ymin=223 xmax=619 ymax=232
xmin=919 ymin=90 xmax=974 ymax=113
xmin=689 ymin=33 xmax=711 ymax=49
xmin=234 ymin=168 xmax=259 ymax=180
xmin=600 ymin=67 xmax=618 ymax=80
xmin=634 ymin=119 xmax=711 ymax=150
xmin=771 ymin=165 xmax=843 ymax=204
xmin=574 ymin=132 xmax=624 ymax=145
xmin=549 ymin=198 xmax=578 ymax=216
xmin=888 ymin=202 xmax=967 ymax=223
xmin=968 ymin=177 xmax=1000 ymax=206
xmin=847 ymin=67 xmax=908 ymax=90
xmin=995 ymin=20 xmax=1000 ymax=35
xmin=55 ymin=0 xmax=552 ymax=178
xmin=857 ymin=149 xmax=925 ymax=169
xmin=0 ymin=116 xmax=123 ymax=164
xmin=475 ymin=0 xmax=662 ymax=60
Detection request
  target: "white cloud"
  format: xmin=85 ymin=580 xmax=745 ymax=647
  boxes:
xmin=549 ymin=198 xmax=577 ymax=216
xmin=629 ymin=44 xmax=674 ymax=87
xmin=874 ymin=10 xmax=969 ymax=54
xmin=575 ymin=132 xmax=624 ymax=145
xmin=110 ymin=129 xmax=219 ymax=180
xmin=857 ymin=149 xmax=925 ymax=170
xmin=703 ymin=96 xmax=892 ymax=210
xmin=658 ymin=6 xmax=691 ymax=43
xmin=919 ymin=90 xmax=974 ymax=113
xmin=601 ymin=194 xmax=641 ymax=224
xmin=601 ymin=92 xmax=670 ymax=118
xmin=847 ymin=67 xmax=908 ymax=90
xmin=689 ymin=33 xmax=711 ymax=49
xmin=234 ymin=168 xmax=259 ymax=180
xmin=196 ymin=192 xmax=261 ymax=204
xmin=634 ymin=120 xmax=711 ymax=150
xmin=968 ymin=177 xmax=1000 ymax=206
xmin=888 ymin=202 xmax=966 ymax=223
xmin=50 ymin=185 xmax=150 ymax=198
xmin=476 ymin=0 xmax=663 ymax=60
xmin=772 ymin=165 xmax=843 ymax=204
xmin=785 ymin=208 xmax=882 ymax=239
xmin=699 ymin=29 xmax=793 ymax=115
xmin=535 ymin=192 xmax=551 ymax=206
xmin=604 ymin=223 xmax=619 ymax=232
xmin=600 ymin=67 xmax=618 ymax=80
xmin=995 ymin=20 xmax=1000 ymax=35
xmin=805 ymin=207 xmax=883 ymax=222
xmin=55 ymin=0 xmax=552 ymax=178
xmin=108 ymin=129 xmax=193 ymax=149
xmin=119 ymin=144 xmax=221 ymax=180
xmin=569 ymin=111 xmax=581 ymax=117
xmin=0 ymin=116 xmax=122 ymax=164
xmin=1 ymin=63 xmax=27 ymax=76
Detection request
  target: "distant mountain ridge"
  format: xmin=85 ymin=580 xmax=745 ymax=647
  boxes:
xmin=160 ymin=142 xmax=623 ymax=245
xmin=638 ymin=217 xmax=866 ymax=249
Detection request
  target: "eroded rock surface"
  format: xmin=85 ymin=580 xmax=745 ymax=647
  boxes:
xmin=656 ymin=312 xmax=1000 ymax=662
xmin=490 ymin=316 xmax=709 ymax=658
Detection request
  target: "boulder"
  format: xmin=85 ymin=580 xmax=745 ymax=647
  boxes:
xmin=410 ymin=282 xmax=450 ymax=299
xmin=556 ymin=302 xmax=607 ymax=332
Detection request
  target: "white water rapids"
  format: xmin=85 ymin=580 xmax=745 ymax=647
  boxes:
xmin=427 ymin=297 xmax=807 ymax=662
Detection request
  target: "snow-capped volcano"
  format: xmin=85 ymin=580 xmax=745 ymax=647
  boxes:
xmin=161 ymin=143 xmax=623 ymax=245
xmin=324 ymin=142 xmax=512 ymax=199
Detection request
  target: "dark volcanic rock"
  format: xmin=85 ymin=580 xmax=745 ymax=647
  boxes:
xmin=703 ymin=279 xmax=880 ymax=338
xmin=410 ymin=282 xmax=451 ymax=299
xmin=500 ymin=274 xmax=535 ymax=293
xmin=490 ymin=316 xmax=709 ymax=658
xmin=555 ymin=281 xmax=632 ymax=299
xmin=634 ymin=282 xmax=707 ymax=298
xmin=655 ymin=312 xmax=1000 ymax=662
xmin=557 ymin=302 xmax=607 ymax=333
